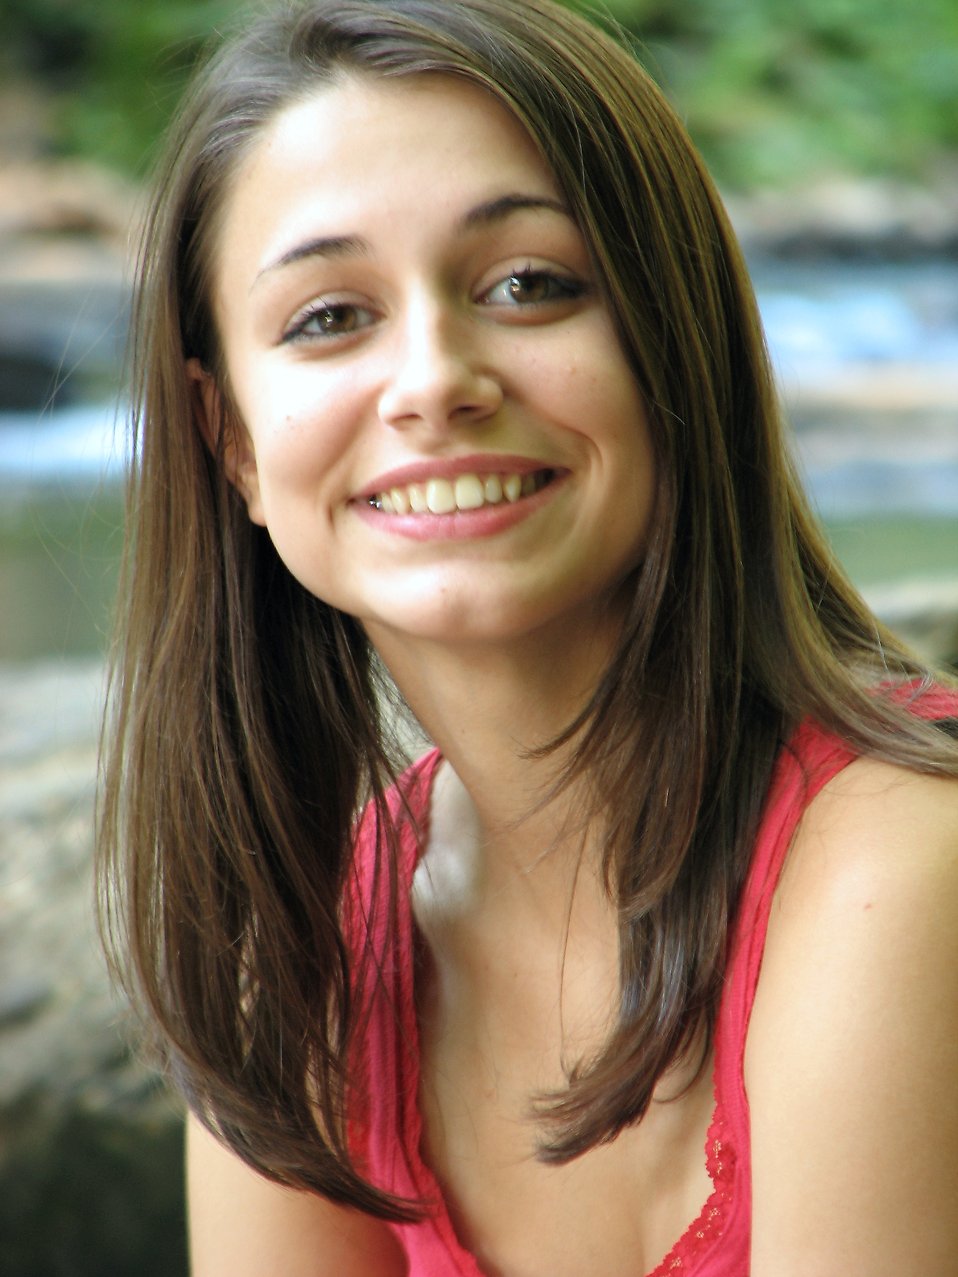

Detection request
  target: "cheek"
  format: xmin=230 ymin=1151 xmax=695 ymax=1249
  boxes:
xmin=240 ymin=368 xmax=360 ymax=493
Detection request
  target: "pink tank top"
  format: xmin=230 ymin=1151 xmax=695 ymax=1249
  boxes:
xmin=345 ymin=691 xmax=957 ymax=1275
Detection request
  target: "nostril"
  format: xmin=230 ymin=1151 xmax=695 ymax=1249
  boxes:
xmin=378 ymin=362 xmax=503 ymax=430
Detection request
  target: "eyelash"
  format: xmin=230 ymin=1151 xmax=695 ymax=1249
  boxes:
xmin=280 ymin=266 xmax=587 ymax=345
xmin=478 ymin=266 xmax=586 ymax=308
xmin=282 ymin=301 xmax=376 ymax=345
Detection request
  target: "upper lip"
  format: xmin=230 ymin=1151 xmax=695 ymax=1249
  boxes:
xmin=357 ymin=454 xmax=563 ymax=499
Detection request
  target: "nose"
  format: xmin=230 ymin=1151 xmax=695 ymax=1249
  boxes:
xmin=377 ymin=298 xmax=503 ymax=431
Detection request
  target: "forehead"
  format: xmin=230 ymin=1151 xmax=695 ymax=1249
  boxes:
xmin=262 ymin=69 xmax=546 ymax=169
xmin=214 ymin=73 xmax=562 ymax=263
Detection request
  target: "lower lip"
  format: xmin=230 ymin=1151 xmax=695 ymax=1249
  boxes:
xmin=351 ymin=473 xmax=566 ymax=541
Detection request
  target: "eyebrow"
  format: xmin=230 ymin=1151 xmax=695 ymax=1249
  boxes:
xmin=253 ymin=234 xmax=368 ymax=289
xmin=253 ymin=192 xmax=572 ymax=288
xmin=459 ymin=193 xmax=572 ymax=230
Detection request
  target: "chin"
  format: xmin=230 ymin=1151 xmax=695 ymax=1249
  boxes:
xmin=360 ymin=588 xmax=619 ymax=655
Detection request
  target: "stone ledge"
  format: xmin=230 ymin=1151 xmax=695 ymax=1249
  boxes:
xmin=725 ymin=174 xmax=958 ymax=261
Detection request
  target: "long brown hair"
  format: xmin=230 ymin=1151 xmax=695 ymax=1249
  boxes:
xmin=98 ymin=0 xmax=958 ymax=1219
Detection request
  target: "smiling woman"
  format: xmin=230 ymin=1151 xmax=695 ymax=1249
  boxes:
xmin=97 ymin=2 xmax=958 ymax=1276
xmin=194 ymin=75 xmax=651 ymax=651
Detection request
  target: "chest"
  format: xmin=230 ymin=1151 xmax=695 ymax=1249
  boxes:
xmin=413 ymin=939 xmax=718 ymax=1277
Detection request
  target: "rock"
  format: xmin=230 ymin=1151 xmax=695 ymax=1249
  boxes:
xmin=0 ymin=271 xmax=129 ymax=409
xmin=725 ymin=174 xmax=958 ymax=260
xmin=0 ymin=660 xmax=187 ymax=1276
xmin=0 ymin=661 xmax=150 ymax=1111
xmin=0 ymin=978 xmax=52 ymax=1030
xmin=0 ymin=161 xmax=133 ymax=409
xmin=0 ymin=591 xmax=955 ymax=1272
xmin=789 ymin=404 xmax=958 ymax=519
xmin=863 ymin=578 xmax=958 ymax=668
xmin=0 ymin=1095 xmax=187 ymax=1277
xmin=0 ymin=349 xmax=62 ymax=412
xmin=0 ymin=160 xmax=139 ymax=249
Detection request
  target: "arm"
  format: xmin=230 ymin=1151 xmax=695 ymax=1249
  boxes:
xmin=187 ymin=1113 xmax=409 ymax=1277
xmin=746 ymin=760 xmax=958 ymax=1276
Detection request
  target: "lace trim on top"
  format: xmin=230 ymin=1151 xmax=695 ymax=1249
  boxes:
xmin=645 ymin=1108 xmax=736 ymax=1275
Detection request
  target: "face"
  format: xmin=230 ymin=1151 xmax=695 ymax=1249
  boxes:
xmin=203 ymin=73 xmax=654 ymax=659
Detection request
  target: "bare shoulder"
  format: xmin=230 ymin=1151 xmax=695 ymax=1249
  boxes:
xmin=187 ymin=1113 xmax=407 ymax=1277
xmin=761 ymin=755 xmax=958 ymax=935
xmin=797 ymin=750 xmax=958 ymax=859
xmin=746 ymin=759 xmax=958 ymax=1276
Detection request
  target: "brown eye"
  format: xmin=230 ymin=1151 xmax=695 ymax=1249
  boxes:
xmin=282 ymin=300 xmax=377 ymax=344
xmin=508 ymin=272 xmax=550 ymax=302
xmin=480 ymin=268 xmax=585 ymax=308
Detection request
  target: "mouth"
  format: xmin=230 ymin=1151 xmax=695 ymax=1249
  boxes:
xmin=366 ymin=468 xmax=557 ymax=515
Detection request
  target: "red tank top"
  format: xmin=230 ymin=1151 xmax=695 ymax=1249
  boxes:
xmin=345 ymin=691 xmax=957 ymax=1275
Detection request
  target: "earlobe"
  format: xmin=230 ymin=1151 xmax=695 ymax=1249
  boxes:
xmin=185 ymin=357 xmax=266 ymax=526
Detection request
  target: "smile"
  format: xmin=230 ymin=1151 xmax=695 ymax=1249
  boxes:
xmin=368 ymin=469 xmax=555 ymax=515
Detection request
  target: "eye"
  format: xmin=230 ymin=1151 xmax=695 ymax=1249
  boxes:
xmin=478 ymin=267 xmax=586 ymax=309
xmin=282 ymin=299 xmax=378 ymax=344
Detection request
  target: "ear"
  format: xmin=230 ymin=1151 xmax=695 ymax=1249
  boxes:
xmin=186 ymin=357 xmax=266 ymax=526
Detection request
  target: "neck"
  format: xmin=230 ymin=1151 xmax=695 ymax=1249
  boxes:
xmin=366 ymin=619 xmax=618 ymax=897
xmin=371 ymin=620 xmax=630 ymax=1074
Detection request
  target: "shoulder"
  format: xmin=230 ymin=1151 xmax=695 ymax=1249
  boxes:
xmin=774 ymin=752 xmax=958 ymax=908
xmin=186 ymin=1114 xmax=407 ymax=1277
xmin=745 ymin=758 xmax=958 ymax=1275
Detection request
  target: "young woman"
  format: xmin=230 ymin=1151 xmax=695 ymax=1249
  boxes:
xmin=98 ymin=1 xmax=958 ymax=1273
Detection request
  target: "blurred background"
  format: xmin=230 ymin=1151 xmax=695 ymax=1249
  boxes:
xmin=1 ymin=0 xmax=956 ymax=1272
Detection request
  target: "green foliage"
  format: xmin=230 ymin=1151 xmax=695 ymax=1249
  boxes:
xmin=2 ymin=0 xmax=956 ymax=187
xmin=569 ymin=0 xmax=958 ymax=186
xmin=1 ymin=0 xmax=238 ymax=174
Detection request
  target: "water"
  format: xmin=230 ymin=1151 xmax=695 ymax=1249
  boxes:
xmin=755 ymin=258 xmax=958 ymax=520
xmin=1 ymin=260 xmax=956 ymax=660
xmin=2 ymin=260 xmax=957 ymax=503
xmin=0 ymin=402 xmax=129 ymax=483
xmin=757 ymin=259 xmax=958 ymax=383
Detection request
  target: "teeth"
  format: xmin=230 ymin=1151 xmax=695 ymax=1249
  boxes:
xmin=502 ymin=474 xmax=523 ymax=502
xmin=370 ymin=470 xmax=549 ymax=515
xmin=426 ymin=477 xmax=456 ymax=515
xmin=455 ymin=474 xmax=485 ymax=510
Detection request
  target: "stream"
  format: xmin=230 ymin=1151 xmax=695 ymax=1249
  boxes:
xmin=1 ymin=256 xmax=956 ymax=661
